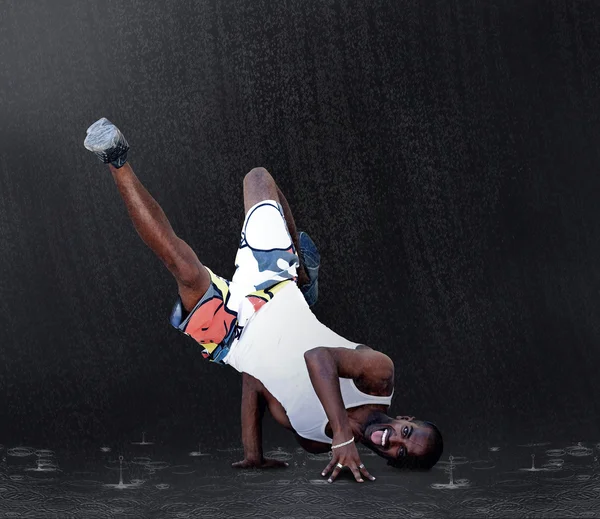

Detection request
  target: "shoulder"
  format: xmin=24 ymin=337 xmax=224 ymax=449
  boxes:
xmin=242 ymin=371 xmax=265 ymax=390
xmin=352 ymin=345 xmax=394 ymax=395
xmin=354 ymin=344 xmax=394 ymax=378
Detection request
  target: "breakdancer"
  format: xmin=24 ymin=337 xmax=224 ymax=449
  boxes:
xmin=84 ymin=118 xmax=443 ymax=483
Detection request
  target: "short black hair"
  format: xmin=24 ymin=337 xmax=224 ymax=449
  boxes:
xmin=387 ymin=420 xmax=443 ymax=470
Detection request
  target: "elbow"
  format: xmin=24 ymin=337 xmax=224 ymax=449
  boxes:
xmin=304 ymin=348 xmax=335 ymax=376
xmin=304 ymin=347 xmax=326 ymax=363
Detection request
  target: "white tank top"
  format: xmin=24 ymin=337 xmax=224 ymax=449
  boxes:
xmin=224 ymin=282 xmax=394 ymax=443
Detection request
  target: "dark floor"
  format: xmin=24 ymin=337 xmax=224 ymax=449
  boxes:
xmin=2 ymin=2 xmax=600 ymax=517
xmin=1 ymin=438 xmax=599 ymax=518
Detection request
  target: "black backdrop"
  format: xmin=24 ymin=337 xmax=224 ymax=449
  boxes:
xmin=1 ymin=0 xmax=599 ymax=453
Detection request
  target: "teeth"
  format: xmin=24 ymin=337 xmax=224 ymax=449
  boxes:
xmin=381 ymin=429 xmax=388 ymax=447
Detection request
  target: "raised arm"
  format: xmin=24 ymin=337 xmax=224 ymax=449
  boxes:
xmin=109 ymin=163 xmax=210 ymax=309
xmin=304 ymin=346 xmax=393 ymax=483
xmin=231 ymin=373 xmax=288 ymax=469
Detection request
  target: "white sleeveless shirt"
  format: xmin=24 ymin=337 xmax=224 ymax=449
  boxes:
xmin=224 ymin=282 xmax=393 ymax=443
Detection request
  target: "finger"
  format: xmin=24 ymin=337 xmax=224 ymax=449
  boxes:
xmin=327 ymin=464 xmax=343 ymax=483
xmin=321 ymin=459 xmax=337 ymax=477
xmin=231 ymin=461 xmax=248 ymax=469
xmin=350 ymin=465 xmax=364 ymax=482
xmin=358 ymin=463 xmax=376 ymax=481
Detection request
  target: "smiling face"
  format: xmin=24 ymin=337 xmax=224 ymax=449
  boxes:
xmin=360 ymin=413 xmax=442 ymax=468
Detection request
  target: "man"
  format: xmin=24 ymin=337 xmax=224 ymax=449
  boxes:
xmin=83 ymin=118 xmax=443 ymax=483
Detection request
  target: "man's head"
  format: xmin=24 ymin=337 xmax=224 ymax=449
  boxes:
xmin=360 ymin=413 xmax=443 ymax=470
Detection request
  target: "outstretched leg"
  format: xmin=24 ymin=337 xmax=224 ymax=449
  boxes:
xmin=109 ymin=163 xmax=210 ymax=307
xmin=84 ymin=118 xmax=210 ymax=312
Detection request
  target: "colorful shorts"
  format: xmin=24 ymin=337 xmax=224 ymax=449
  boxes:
xmin=170 ymin=200 xmax=300 ymax=363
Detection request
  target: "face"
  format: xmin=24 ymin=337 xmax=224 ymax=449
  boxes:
xmin=361 ymin=414 xmax=434 ymax=462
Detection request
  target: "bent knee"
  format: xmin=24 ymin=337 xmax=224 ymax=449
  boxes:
xmin=244 ymin=167 xmax=272 ymax=185
xmin=243 ymin=167 xmax=279 ymax=211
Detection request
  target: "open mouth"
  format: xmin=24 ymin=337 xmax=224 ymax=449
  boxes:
xmin=370 ymin=427 xmax=391 ymax=449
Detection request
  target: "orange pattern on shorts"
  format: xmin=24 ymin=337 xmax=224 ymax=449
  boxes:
xmin=185 ymin=297 xmax=236 ymax=347
xmin=247 ymin=295 xmax=268 ymax=313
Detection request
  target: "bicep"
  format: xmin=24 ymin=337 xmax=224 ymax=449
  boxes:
xmin=241 ymin=373 xmax=268 ymax=421
xmin=241 ymin=373 xmax=265 ymax=403
xmin=306 ymin=346 xmax=394 ymax=382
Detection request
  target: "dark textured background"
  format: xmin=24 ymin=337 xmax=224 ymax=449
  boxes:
xmin=1 ymin=0 xmax=600 ymax=455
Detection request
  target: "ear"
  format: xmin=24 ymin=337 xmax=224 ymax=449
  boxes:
xmin=396 ymin=415 xmax=415 ymax=421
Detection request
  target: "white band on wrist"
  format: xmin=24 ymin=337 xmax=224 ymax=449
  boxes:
xmin=331 ymin=436 xmax=354 ymax=450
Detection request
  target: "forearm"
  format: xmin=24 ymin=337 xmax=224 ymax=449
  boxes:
xmin=110 ymin=163 xmax=179 ymax=261
xmin=240 ymin=373 xmax=266 ymax=461
xmin=304 ymin=348 xmax=352 ymax=438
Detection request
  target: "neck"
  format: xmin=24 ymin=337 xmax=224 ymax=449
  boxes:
xmin=324 ymin=405 xmax=390 ymax=441
xmin=347 ymin=405 xmax=390 ymax=442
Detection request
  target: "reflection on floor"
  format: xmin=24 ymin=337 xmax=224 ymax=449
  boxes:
xmin=1 ymin=440 xmax=600 ymax=518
